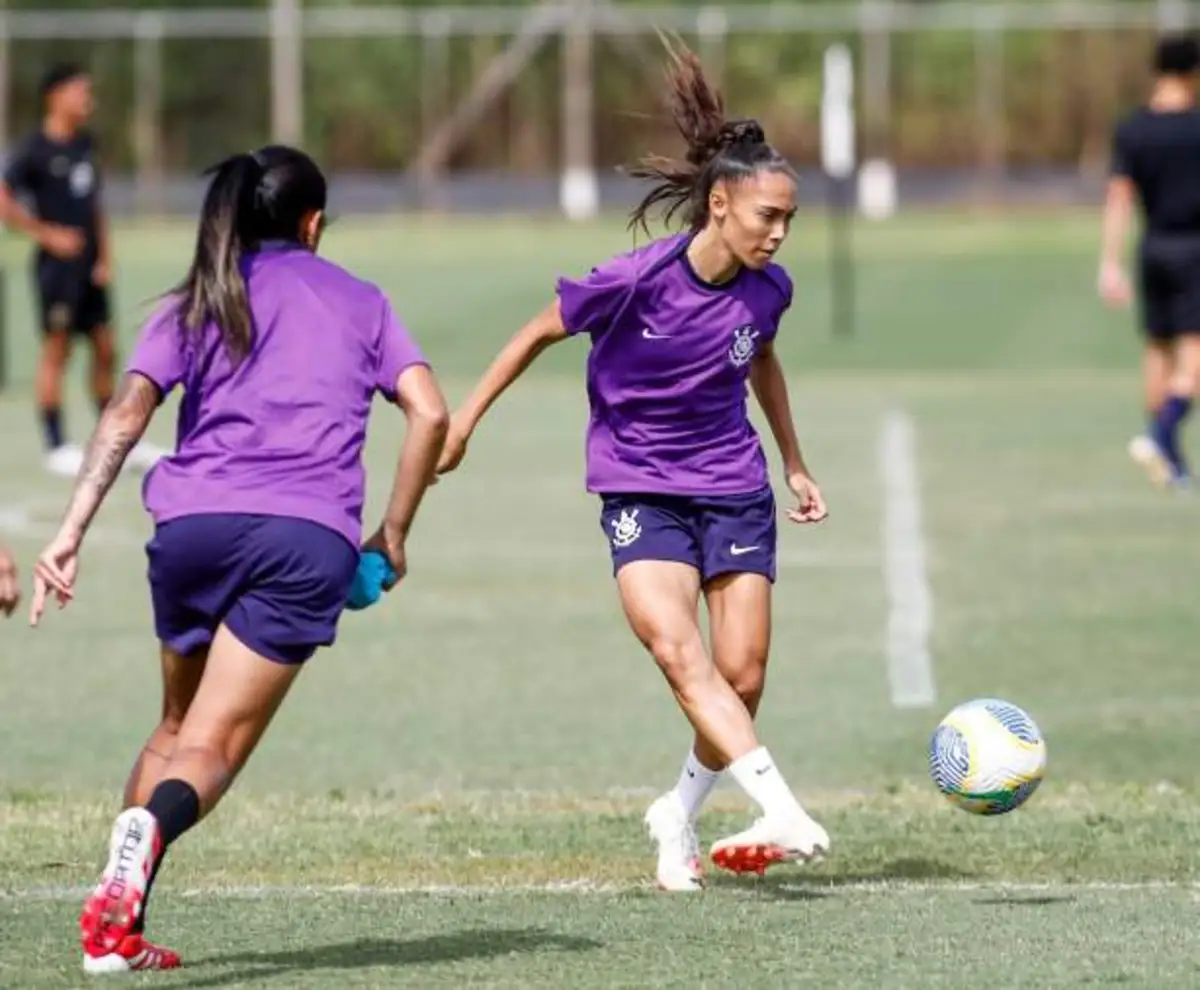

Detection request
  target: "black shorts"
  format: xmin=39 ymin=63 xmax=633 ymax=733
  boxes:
xmin=1138 ymin=235 xmax=1200 ymax=341
xmin=34 ymin=257 xmax=110 ymax=336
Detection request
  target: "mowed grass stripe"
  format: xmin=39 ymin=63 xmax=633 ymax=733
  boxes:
xmin=3 ymin=785 xmax=1198 ymax=889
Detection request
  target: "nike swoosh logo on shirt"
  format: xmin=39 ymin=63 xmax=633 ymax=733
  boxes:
xmin=642 ymin=328 xmax=672 ymax=340
xmin=730 ymin=544 xmax=760 ymax=556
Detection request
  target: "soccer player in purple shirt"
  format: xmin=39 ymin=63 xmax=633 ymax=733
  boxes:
xmin=438 ymin=43 xmax=830 ymax=889
xmin=28 ymin=145 xmax=448 ymax=972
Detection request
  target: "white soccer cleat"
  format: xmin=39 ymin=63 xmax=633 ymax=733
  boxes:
xmin=127 ymin=442 xmax=169 ymax=473
xmin=44 ymin=443 xmax=84 ymax=478
xmin=1128 ymin=434 xmax=1175 ymax=488
xmin=709 ymin=811 xmax=830 ymax=876
xmin=644 ymin=793 xmax=704 ymax=892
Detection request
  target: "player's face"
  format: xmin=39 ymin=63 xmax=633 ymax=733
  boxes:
xmin=56 ymin=77 xmax=94 ymax=125
xmin=711 ymin=171 xmax=797 ymax=270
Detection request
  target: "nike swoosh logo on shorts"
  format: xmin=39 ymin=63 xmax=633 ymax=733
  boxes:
xmin=730 ymin=544 xmax=760 ymax=556
xmin=642 ymin=328 xmax=672 ymax=339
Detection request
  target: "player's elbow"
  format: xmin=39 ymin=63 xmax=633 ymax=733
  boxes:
xmin=411 ymin=393 xmax=450 ymax=436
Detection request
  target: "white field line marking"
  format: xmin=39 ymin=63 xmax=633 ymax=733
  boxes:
xmin=0 ymin=501 xmax=143 ymax=547
xmin=879 ymin=410 xmax=936 ymax=709
xmin=2 ymin=880 xmax=1196 ymax=902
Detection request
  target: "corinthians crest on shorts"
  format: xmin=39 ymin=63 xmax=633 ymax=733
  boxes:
xmin=728 ymin=325 xmax=759 ymax=368
xmin=609 ymin=508 xmax=642 ymax=548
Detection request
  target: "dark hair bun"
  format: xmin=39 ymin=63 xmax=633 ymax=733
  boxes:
xmin=720 ymin=119 xmax=767 ymax=149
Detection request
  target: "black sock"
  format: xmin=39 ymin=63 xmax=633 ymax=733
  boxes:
xmin=135 ymin=780 xmax=200 ymax=934
xmin=40 ymin=407 xmax=65 ymax=450
xmin=131 ymin=855 xmax=163 ymax=935
xmin=144 ymin=779 xmax=201 ymax=849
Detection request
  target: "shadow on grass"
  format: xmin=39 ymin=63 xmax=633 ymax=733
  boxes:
xmin=974 ymin=895 xmax=1076 ymax=907
xmin=176 ymin=928 xmax=601 ymax=988
xmin=708 ymin=856 xmax=975 ymax=900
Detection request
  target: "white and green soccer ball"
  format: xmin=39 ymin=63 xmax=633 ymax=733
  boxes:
xmin=929 ymin=699 xmax=1047 ymax=815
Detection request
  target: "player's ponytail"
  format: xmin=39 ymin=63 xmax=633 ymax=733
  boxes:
xmin=626 ymin=38 xmax=793 ymax=234
xmin=176 ymin=145 xmax=327 ymax=361
xmin=177 ymin=153 xmax=261 ymax=360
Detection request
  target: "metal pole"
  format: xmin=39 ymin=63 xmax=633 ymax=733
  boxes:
xmin=696 ymin=7 xmax=728 ymax=89
xmin=0 ymin=10 xmax=9 ymax=158
xmin=822 ymin=44 xmax=856 ymax=339
xmin=560 ymin=0 xmax=597 ymax=220
xmin=862 ymin=0 xmax=892 ymax=161
xmin=270 ymin=0 xmax=304 ymax=145
xmin=134 ymin=13 xmax=165 ymax=218
xmin=975 ymin=14 xmax=1005 ymax=201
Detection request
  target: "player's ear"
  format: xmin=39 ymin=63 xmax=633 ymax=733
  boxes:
xmin=708 ymin=182 xmax=729 ymax=225
xmin=300 ymin=209 xmax=324 ymax=251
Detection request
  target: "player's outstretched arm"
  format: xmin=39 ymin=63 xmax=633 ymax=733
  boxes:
xmin=749 ymin=343 xmax=827 ymax=524
xmin=30 ymin=372 xmax=159 ymax=624
xmin=437 ymin=301 xmax=568 ymax=474
xmin=365 ymin=364 xmax=449 ymax=581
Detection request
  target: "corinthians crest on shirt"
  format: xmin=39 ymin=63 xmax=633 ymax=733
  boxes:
xmin=728 ymin=324 xmax=760 ymax=368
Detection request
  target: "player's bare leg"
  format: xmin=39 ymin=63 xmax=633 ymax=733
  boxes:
xmin=1136 ymin=336 xmax=1200 ymax=486
xmin=38 ymin=327 xmax=82 ymax=476
xmin=701 ymin=573 xmax=828 ymax=876
xmin=620 ymin=562 xmax=826 ymax=887
xmin=81 ymin=627 xmax=300 ymax=973
xmin=646 ymin=573 xmax=774 ymax=886
xmin=124 ymin=645 xmax=208 ymax=808
xmin=1131 ymin=340 xmax=1176 ymax=483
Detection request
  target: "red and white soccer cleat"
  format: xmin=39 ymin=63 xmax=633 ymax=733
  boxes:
xmin=83 ymin=933 xmax=182 ymax=974
xmin=709 ymin=812 xmax=830 ymax=876
xmin=79 ymin=808 xmax=163 ymax=970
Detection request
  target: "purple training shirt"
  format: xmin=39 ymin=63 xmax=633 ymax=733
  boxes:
xmin=556 ymin=233 xmax=793 ymax=496
xmin=128 ymin=242 xmax=427 ymax=548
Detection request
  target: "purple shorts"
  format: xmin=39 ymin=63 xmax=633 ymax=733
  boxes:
xmin=599 ymin=486 xmax=778 ymax=584
xmin=146 ymin=514 xmax=359 ymax=665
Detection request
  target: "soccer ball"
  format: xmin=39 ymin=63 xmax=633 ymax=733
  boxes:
xmin=928 ymin=698 xmax=1047 ymax=815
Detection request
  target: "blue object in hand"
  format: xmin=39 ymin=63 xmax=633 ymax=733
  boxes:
xmin=346 ymin=550 xmax=398 ymax=611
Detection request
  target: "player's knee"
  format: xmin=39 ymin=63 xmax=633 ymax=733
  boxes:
xmin=647 ymin=633 xmax=708 ymax=689
xmin=91 ymin=330 xmax=117 ymax=370
xmin=729 ymin=664 xmax=767 ymax=713
xmin=39 ymin=335 xmax=70 ymax=369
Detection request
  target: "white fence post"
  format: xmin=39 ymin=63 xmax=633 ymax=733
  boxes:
xmin=270 ymin=0 xmax=304 ymax=146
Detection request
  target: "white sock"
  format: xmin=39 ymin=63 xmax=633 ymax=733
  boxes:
xmin=671 ymin=750 xmax=722 ymax=820
xmin=727 ymin=746 xmax=804 ymax=820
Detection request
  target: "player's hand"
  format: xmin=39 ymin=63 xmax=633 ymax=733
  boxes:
xmin=29 ymin=531 xmax=81 ymax=627
xmin=435 ymin=414 xmax=471 ymax=476
xmin=40 ymin=224 xmax=85 ymax=261
xmin=786 ymin=471 xmax=828 ymax=524
xmin=1098 ymin=260 xmax=1133 ymax=308
xmin=91 ymin=258 xmax=111 ymax=287
xmin=0 ymin=548 xmax=20 ymax=618
xmin=363 ymin=524 xmax=407 ymax=588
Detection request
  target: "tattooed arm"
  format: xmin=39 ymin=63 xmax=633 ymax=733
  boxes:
xmin=30 ymin=372 xmax=160 ymax=625
xmin=57 ymin=372 xmax=160 ymax=545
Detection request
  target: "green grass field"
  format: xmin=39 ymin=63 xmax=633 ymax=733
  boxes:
xmin=2 ymin=212 xmax=1199 ymax=988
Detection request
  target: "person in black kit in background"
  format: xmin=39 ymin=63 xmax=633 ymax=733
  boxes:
xmin=1100 ymin=36 xmax=1200 ymax=490
xmin=0 ymin=63 xmax=164 ymax=477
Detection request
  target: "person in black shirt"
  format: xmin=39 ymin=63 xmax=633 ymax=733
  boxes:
xmin=1100 ymin=36 xmax=1200 ymax=489
xmin=0 ymin=63 xmax=163 ymax=476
